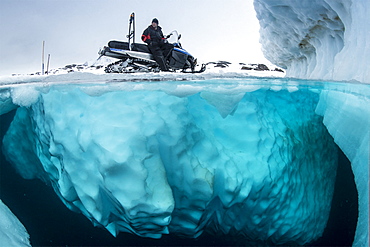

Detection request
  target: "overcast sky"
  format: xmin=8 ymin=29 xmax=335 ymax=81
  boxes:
xmin=0 ymin=0 xmax=267 ymax=76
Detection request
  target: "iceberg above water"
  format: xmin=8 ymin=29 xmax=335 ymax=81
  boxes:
xmin=254 ymin=1 xmax=370 ymax=246
xmin=254 ymin=0 xmax=370 ymax=84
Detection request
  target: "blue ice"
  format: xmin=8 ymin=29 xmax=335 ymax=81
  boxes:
xmin=3 ymin=77 xmax=363 ymax=245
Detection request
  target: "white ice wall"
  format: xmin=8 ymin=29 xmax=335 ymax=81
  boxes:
xmin=254 ymin=0 xmax=370 ymax=84
xmin=316 ymin=84 xmax=370 ymax=247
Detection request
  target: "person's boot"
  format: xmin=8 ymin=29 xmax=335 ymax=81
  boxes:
xmin=157 ymin=57 xmax=169 ymax=71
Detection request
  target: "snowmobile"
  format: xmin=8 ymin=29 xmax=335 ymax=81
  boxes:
xmin=98 ymin=13 xmax=206 ymax=73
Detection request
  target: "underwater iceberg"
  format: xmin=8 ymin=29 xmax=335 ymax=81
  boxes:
xmin=1 ymin=76 xmax=349 ymax=245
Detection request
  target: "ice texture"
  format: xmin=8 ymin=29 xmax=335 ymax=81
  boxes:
xmin=254 ymin=0 xmax=370 ymax=84
xmin=254 ymin=1 xmax=370 ymax=245
xmin=0 ymin=200 xmax=30 ymax=246
xmin=2 ymin=82 xmax=339 ymax=245
xmin=315 ymin=83 xmax=370 ymax=246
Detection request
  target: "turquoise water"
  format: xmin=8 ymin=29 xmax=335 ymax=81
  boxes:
xmin=0 ymin=76 xmax=364 ymax=246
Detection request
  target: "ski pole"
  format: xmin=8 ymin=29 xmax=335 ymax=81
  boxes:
xmin=42 ymin=41 xmax=45 ymax=75
xmin=46 ymin=54 xmax=50 ymax=74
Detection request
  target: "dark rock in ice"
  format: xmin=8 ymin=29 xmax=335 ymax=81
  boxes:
xmin=254 ymin=64 xmax=269 ymax=71
xmin=274 ymin=68 xmax=284 ymax=73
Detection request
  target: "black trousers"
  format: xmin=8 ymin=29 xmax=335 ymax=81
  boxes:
xmin=149 ymin=43 xmax=173 ymax=71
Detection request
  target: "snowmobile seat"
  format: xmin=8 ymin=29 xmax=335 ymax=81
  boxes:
xmin=131 ymin=43 xmax=150 ymax=53
xmin=108 ymin=41 xmax=129 ymax=50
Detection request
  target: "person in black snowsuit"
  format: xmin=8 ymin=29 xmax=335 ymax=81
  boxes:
xmin=141 ymin=18 xmax=173 ymax=71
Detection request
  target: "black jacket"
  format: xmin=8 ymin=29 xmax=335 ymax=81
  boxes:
xmin=141 ymin=25 xmax=165 ymax=46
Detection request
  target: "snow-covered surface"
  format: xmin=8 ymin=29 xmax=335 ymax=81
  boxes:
xmin=254 ymin=1 xmax=370 ymax=245
xmin=8 ymin=58 xmax=285 ymax=77
xmin=0 ymin=200 xmax=30 ymax=246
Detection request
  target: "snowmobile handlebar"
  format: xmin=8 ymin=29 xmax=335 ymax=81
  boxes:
xmin=166 ymin=31 xmax=181 ymax=42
